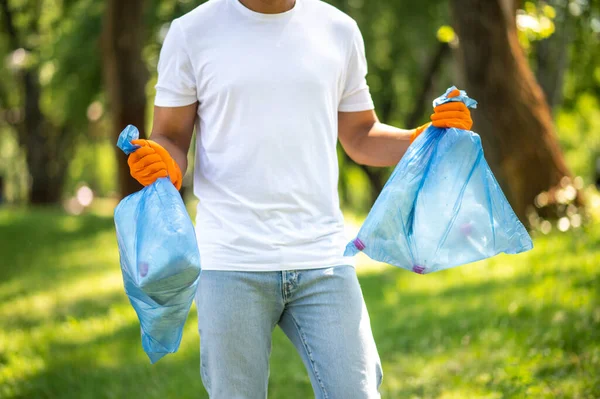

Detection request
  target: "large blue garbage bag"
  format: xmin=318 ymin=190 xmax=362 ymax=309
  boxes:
xmin=114 ymin=125 xmax=201 ymax=363
xmin=345 ymin=87 xmax=533 ymax=274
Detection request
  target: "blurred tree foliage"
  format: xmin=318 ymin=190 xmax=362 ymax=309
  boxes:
xmin=516 ymin=0 xmax=600 ymax=190
xmin=0 ymin=0 xmax=104 ymax=203
xmin=0 ymin=0 xmax=598 ymax=213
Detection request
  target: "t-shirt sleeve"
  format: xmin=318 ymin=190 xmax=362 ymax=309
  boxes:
xmin=338 ymin=23 xmax=374 ymax=112
xmin=154 ymin=19 xmax=198 ymax=107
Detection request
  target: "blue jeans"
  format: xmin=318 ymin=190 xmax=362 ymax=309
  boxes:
xmin=195 ymin=265 xmax=383 ymax=399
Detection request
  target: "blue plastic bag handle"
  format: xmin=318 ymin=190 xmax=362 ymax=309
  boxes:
xmin=433 ymin=86 xmax=478 ymax=109
xmin=117 ymin=125 xmax=142 ymax=155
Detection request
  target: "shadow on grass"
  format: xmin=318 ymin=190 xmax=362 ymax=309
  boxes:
xmin=0 ymin=289 xmax=127 ymax=332
xmin=7 ymin=319 xmax=207 ymax=399
xmin=361 ymin=266 xmax=598 ymax=349
xmin=7 ymin=263 xmax=598 ymax=398
xmin=0 ymin=209 xmax=117 ymax=302
xmin=357 ymin=266 xmax=599 ymax=397
xmin=2 ymin=209 xmax=598 ymax=398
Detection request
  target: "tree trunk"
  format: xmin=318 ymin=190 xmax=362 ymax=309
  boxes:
xmin=1 ymin=0 xmax=71 ymax=204
xmin=22 ymin=72 xmax=69 ymax=204
xmin=535 ymin=0 xmax=574 ymax=112
xmin=449 ymin=0 xmax=575 ymax=222
xmin=102 ymin=0 xmax=148 ymax=198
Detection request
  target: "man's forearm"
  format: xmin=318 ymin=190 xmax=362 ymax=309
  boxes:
xmin=352 ymin=122 xmax=413 ymax=167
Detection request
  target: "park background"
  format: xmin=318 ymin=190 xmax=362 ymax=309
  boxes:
xmin=0 ymin=0 xmax=599 ymax=398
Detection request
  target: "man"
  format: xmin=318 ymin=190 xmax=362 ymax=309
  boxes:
xmin=127 ymin=0 xmax=472 ymax=397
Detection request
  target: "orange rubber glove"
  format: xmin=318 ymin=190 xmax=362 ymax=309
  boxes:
xmin=128 ymin=139 xmax=182 ymax=190
xmin=410 ymin=123 xmax=431 ymax=144
xmin=410 ymin=88 xmax=473 ymax=144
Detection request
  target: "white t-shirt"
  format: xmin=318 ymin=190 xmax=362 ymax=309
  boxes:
xmin=155 ymin=0 xmax=374 ymax=271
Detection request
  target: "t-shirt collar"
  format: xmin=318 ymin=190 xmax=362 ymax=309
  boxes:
xmin=228 ymin=0 xmax=300 ymax=21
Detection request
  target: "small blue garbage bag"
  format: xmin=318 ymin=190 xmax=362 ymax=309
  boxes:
xmin=114 ymin=125 xmax=201 ymax=363
xmin=345 ymin=87 xmax=533 ymax=274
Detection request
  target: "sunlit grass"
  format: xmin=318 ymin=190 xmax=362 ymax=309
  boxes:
xmin=0 ymin=207 xmax=598 ymax=398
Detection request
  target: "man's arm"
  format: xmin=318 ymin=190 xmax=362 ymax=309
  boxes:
xmin=127 ymin=104 xmax=197 ymax=190
xmin=149 ymin=103 xmax=198 ymax=174
xmin=338 ymin=93 xmax=473 ymax=167
xmin=338 ymin=110 xmax=414 ymax=167
xmin=127 ymin=17 xmax=198 ymax=190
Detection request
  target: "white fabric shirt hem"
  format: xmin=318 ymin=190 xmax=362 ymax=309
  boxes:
xmin=200 ymin=257 xmax=356 ymax=272
xmin=338 ymin=101 xmax=375 ymax=112
xmin=154 ymin=94 xmax=197 ymax=107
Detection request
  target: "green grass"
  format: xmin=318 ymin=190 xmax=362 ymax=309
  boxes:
xmin=0 ymin=207 xmax=599 ymax=399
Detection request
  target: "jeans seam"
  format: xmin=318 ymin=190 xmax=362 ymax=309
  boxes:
xmin=200 ymin=352 xmax=211 ymax=394
xmin=281 ymin=271 xmax=288 ymax=302
xmin=289 ymin=311 xmax=328 ymax=399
